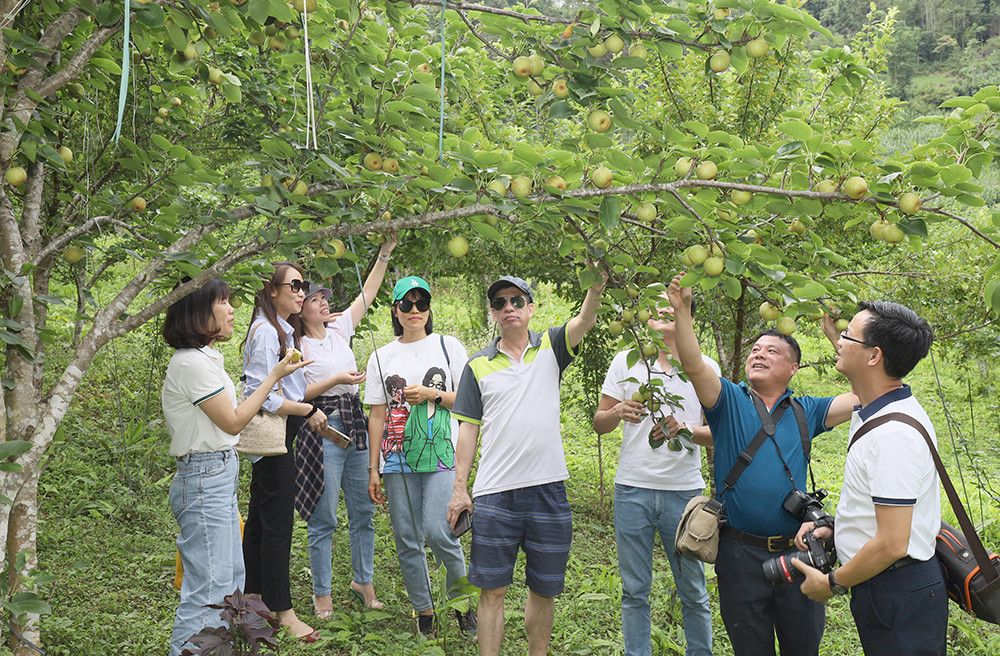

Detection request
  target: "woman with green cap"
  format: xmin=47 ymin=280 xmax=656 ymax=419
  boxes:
xmin=364 ymin=276 xmax=477 ymax=637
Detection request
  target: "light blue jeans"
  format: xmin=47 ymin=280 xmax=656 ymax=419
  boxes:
xmin=306 ymin=417 xmax=376 ymax=596
xmin=383 ymin=470 xmax=467 ymax=611
xmin=614 ymin=484 xmax=712 ymax=656
xmin=169 ymin=449 xmax=244 ymax=656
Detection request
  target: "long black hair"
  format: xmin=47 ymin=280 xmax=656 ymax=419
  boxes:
xmin=162 ymin=278 xmax=231 ymax=349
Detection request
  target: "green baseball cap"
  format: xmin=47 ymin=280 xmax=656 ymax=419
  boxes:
xmin=392 ymin=276 xmax=431 ymax=302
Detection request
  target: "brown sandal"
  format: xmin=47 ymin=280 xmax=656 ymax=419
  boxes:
xmin=349 ymin=581 xmax=385 ymax=610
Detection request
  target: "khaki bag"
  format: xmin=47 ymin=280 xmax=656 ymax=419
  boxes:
xmin=675 ymin=496 xmax=723 ymax=563
xmin=236 ymin=323 xmax=288 ymax=457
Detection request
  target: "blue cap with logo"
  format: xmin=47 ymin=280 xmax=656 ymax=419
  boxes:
xmin=487 ymin=275 xmax=533 ymax=303
xmin=392 ymin=275 xmax=431 ymax=302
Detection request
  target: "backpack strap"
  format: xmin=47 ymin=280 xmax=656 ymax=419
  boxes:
xmin=439 ymin=334 xmax=453 ymax=391
xmin=849 ymin=411 xmax=998 ymax=583
xmin=720 ymin=396 xmax=792 ymax=493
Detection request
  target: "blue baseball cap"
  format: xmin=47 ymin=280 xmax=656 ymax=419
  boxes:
xmin=392 ymin=276 xmax=431 ymax=302
xmin=487 ymin=276 xmax=533 ymax=303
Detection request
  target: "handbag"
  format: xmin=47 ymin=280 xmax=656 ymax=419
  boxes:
xmin=236 ymin=323 xmax=288 ymax=457
xmin=675 ymin=396 xmax=810 ymax=563
xmin=849 ymin=412 xmax=1000 ymax=625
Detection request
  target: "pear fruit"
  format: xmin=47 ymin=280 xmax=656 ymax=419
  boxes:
xmin=684 ymin=244 xmax=708 ymax=266
xmin=776 ymin=316 xmax=797 ymax=335
xmin=552 ymin=79 xmax=569 ymax=98
xmin=709 ymin=51 xmax=731 ymax=73
xmin=789 ymin=219 xmax=807 ymax=235
xmin=287 ymin=347 xmax=303 ymax=363
xmin=363 ymin=153 xmax=383 ymax=171
xmin=207 ymin=67 xmax=224 ymax=85
xmin=545 ymin=176 xmax=567 ymax=192
xmin=590 ymin=166 xmax=613 ymax=189
xmin=62 ymin=245 xmax=85 ymax=265
xmin=731 ymin=190 xmax=752 ymax=206
xmin=382 ymin=158 xmax=400 ymax=173
xmin=608 ymin=320 xmax=624 ymax=337
xmin=898 ymin=192 xmax=922 ymax=215
xmin=696 ymin=160 xmax=718 ymax=180
xmin=130 ymin=196 xmax=147 ymax=212
xmin=328 ymin=238 xmax=347 ymax=258
xmin=528 ymin=54 xmax=544 ymax=76
xmin=835 ymin=318 xmax=850 ymax=332
xmin=883 ymin=224 xmax=905 ymax=244
xmin=702 ymin=256 xmax=724 ymax=277
xmin=674 ymin=157 xmax=693 ymax=177
xmin=587 ymin=43 xmax=608 ymax=58
xmin=604 ymin=34 xmax=625 ymax=54
xmin=815 ymin=179 xmax=838 ymax=194
xmin=759 ymin=302 xmax=781 ymax=322
xmin=512 ymin=56 xmax=533 ymax=78
xmin=630 ymin=43 xmax=649 ymax=60
xmin=486 ymin=179 xmax=507 ymax=196
xmin=746 ymin=37 xmax=769 ymax=58
xmin=588 ymin=109 xmax=612 ymax=133
xmin=447 ymin=235 xmax=470 ymax=258
xmin=58 ymin=147 xmax=73 ymax=164
xmin=843 ymin=176 xmax=868 ymax=200
xmin=526 ymin=80 xmax=544 ymax=96
xmin=510 ymin=175 xmax=533 ymax=198
xmin=636 ymin=203 xmax=656 ymax=222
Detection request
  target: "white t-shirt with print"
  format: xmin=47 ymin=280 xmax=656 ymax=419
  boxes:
xmin=300 ymin=312 xmax=358 ymax=399
xmin=162 ymin=347 xmax=238 ymax=457
xmin=601 ymin=351 xmax=719 ymax=491
xmin=363 ymin=333 xmax=467 ymax=474
xmin=835 ymin=391 xmax=940 ymax=562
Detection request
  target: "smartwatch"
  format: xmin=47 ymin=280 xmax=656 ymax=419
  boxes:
xmin=828 ymin=571 xmax=848 ymax=596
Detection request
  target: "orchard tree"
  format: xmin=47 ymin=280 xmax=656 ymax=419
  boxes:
xmin=0 ymin=0 xmax=998 ymax=651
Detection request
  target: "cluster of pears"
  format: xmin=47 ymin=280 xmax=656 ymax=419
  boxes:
xmin=606 ymin=285 xmax=661 ymax=357
xmin=708 ymin=31 xmax=770 ymax=74
xmin=674 ymin=156 xmax=718 ymax=180
xmin=632 ymin=383 xmax=694 ymax=452
xmin=362 ymin=153 xmax=400 ymax=173
xmin=680 ymin=242 xmax=726 ymax=277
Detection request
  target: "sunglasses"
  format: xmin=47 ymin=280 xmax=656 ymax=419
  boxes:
xmin=839 ymin=331 xmax=872 ymax=347
xmin=397 ymin=298 xmax=430 ymax=313
xmin=490 ymin=295 xmax=528 ymax=311
xmin=276 ymin=279 xmax=310 ymax=293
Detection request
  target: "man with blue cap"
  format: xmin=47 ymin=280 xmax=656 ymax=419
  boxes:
xmin=448 ymin=272 xmax=606 ymax=656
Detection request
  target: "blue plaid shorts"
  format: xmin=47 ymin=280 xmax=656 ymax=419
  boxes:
xmin=469 ymin=481 xmax=572 ymax=596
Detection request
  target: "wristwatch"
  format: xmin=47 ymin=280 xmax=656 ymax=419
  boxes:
xmin=828 ymin=571 xmax=848 ymax=596
xmin=434 ymin=394 xmax=442 ymax=405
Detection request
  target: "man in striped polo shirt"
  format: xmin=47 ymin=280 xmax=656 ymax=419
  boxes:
xmin=447 ymin=274 xmax=605 ymax=656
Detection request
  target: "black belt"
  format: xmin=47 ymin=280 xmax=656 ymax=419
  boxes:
xmin=721 ymin=526 xmax=796 ymax=553
xmin=886 ymin=555 xmax=921 ymax=571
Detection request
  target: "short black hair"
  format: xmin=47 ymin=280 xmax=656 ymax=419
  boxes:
xmin=857 ymin=301 xmax=933 ymax=378
xmin=162 ymin=278 xmax=231 ymax=349
xmin=754 ymin=329 xmax=801 ymax=364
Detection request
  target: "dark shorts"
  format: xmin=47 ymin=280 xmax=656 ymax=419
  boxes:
xmin=469 ymin=481 xmax=572 ymax=597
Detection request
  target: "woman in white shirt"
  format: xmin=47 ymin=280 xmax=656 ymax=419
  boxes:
xmin=294 ymin=235 xmax=396 ymax=616
xmin=364 ymin=275 xmax=477 ymax=637
xmin=241 ymin=263 xmax=328 ymax=642
xmin=162 ymin=278 xmax=302 ymax=656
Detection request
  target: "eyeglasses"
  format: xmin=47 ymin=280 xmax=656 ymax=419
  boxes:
xmin=398 ymin=298 xmax=430 ymax=313
xmin=276 ymin=279 xmax=310 ymax=293
xmin=839 ymin=331 xmax=872 ymax=347
xmin=490 ymin=295 xmax=528 ymax=311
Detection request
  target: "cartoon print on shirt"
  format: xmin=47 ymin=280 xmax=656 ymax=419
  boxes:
xmin=403 ymin=367 xmax=455 ymax=471
xmin=382 ymin=374 xmax=409 ymax=459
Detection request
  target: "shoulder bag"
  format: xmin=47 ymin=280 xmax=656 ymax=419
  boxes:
xmin=849 ymin=412 xmax=1000 ymax=625
xmin=236 ymin=322 xmax=288 ymax=457
xmin=676 ymin=395 xmax=809 ymax=563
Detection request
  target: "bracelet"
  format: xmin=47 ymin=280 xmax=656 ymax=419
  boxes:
xmin=377 ymin=254 xmax=390 ymax=262
xmin=304 ymin=404 xmax=320 ymax=419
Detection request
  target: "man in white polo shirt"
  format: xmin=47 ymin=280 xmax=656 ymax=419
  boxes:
xmin=792 ymin=300 xmax=944 ymax=656
xmin=447 ymin=274 xmax=605 ymax=656
xmin=592 ymin=293 xmax=716 ymax=656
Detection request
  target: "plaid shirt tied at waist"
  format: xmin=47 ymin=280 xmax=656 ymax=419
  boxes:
xmin=294 ymin=393 xmax=368 ymax=521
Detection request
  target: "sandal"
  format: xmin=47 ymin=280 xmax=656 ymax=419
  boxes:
xmin=349 ymin=581 xmax=385 ymax=610
xmin=312 ymin=595 xmax=333 ymax=620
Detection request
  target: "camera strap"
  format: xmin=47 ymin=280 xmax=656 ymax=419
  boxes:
xmin=719 ymin=394 xmax=812 ymax=496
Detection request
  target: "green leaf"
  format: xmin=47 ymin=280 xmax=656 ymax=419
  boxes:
xmin=164 ymin=22 xmax=188 ymax=53
xmin=625 ymin=348 xmax=640 ymax=369
xmin=777 ymin=120 xmax=812 ymax=141
xmin=0 ymin=441 xmax=30 ymax=458
xmin=599 ymin=196 xmax=621 ymax=231
xmin=985 ymin=278 xmax=1000 ymax=316
xmin=8 ymin=592 xmax=51 ymax=617
xmin=470 ymin=221 xmax=502 ymax=241
xmin=721 ymin=277 xmax=742 ymax=300
xmin=793 ymin=281 xmax=828 ymax=300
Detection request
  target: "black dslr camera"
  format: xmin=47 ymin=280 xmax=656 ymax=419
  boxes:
xmin=762 ymin=489 xmax=836 ymax=585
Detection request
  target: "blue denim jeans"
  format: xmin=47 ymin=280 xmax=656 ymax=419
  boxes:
xmin=614 ymin=484 xmax=712 ymax=656
xmin=383 ymin=470 xmax=466 ymax=611
xmin=307 ymin=416 xmax=376 ymax=596
xmin=168 ymin=449 xmax=244 ymax=656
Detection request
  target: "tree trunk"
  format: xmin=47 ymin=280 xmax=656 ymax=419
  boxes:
xmin=5 ymin=470 xmax=39 ymax=656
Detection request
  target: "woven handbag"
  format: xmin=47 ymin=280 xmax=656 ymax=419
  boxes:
xmin=236 ymin=323 xmax=288 ymax=456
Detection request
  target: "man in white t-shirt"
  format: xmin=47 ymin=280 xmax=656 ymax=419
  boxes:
xmin=447 ymin=273 xmax=606 ymax=656
xmin=792 ymin=301 xmax=945 ymax=656
xmin=592 ymin=294 xmax=716 ymax=656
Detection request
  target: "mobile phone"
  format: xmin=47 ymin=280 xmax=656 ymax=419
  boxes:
xmin=321 ymin=420 xmax=351 ymax=449
xmin=453 ymin=509 xmax=472 ymax=537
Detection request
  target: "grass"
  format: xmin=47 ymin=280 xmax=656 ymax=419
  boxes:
xmin=26 ymin=278 xmax=1000 ymax=655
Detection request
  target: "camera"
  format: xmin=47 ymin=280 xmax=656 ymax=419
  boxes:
xmin=761 ymin=489 xmax=836 ymax=585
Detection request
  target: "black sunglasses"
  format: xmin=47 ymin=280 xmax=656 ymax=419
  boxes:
xmin=276 ymin=279 xmax=310 ymax=293
xmin=398 ymin=298 xmax=430 ymax=313
xmin=490 ymin=295 xmax=528 ymax=311
xmin=839 ymin=331 xmax=872 ymax=347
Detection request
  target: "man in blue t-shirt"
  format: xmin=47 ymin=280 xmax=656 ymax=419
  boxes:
xmin=667 ymin=275 xmax=856 ymax=656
